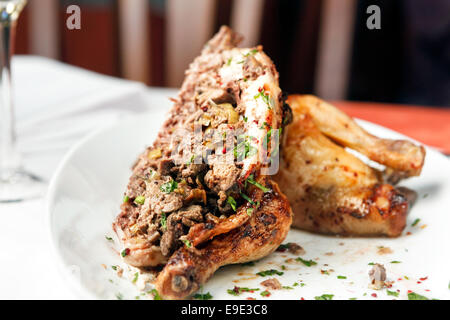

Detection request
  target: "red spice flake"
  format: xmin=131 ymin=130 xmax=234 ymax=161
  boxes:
xmin=406 ymin=232 xmax=412 ymax=236
xmin=407 ymin=290 xmax=412 ymax=293
xmin=246 ymin=297 xmax=256 ymax=300
xmin=417 ymin=281 xmax=421 ymax=284
xmin=371 ymin=293 xmax=377 ymax=298
xmin=253 ymin=120 xmax=259 ymax=124
xmin=300 ymin=297 xmax=305 ymax=300
xmin=258 ymin=87 xmax=263 ymax=92
xmin=397 ymin=278 xmax=403 ymax=281
xmin=425 ymin=289 xmax=430 ymax=292
xmin=222 ymin=147 xmax=227 ymax=154
xmin=419 ymin=277 xmax=428 ymax=281
xmin=201 ymin=106 xmax=208 ymax=112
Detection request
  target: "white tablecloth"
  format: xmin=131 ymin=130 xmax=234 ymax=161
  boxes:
xmin=0 ymin=56 xmax=176 ymax=299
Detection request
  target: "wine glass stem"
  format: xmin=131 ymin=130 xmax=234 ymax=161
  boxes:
xmin=0 ymin=18 xmax=19 ymax=180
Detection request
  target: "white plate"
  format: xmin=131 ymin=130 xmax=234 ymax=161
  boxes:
xmin=47 ymin=111 xmax=450 ymax=300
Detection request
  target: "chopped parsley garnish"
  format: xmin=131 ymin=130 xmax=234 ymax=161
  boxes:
xmin=193 ymin=292 xmax=213 ymax=300
xmin=121 ymin=248 xmax=129 ymax=257
xmin=349 ymin=297 xmax=357 ymax=300
xmin=132 ymin=272 xmax=139 ymax=283
xmin=240 ymin=192 xmax=256 ymax=206
xmin=111 ymin=265 xmax=118 ymax=271
xmin=387 ymin=290 xmax=399 ymax=297
xmin=411 ymin=218 xmax=420 ymax=227
xmin=115 ymin=293 xmax=123 ymax=300
xmin=123 ymin=195 xmax=129 ymax=203
xmin=227 ymin=196 xmax=237 ymax=211
xmin=407 ymin=292 xmax=429 ymax=300
xmin=390 ymin=261 xmax=402 ymax=264
xmin=256 ymin=269 xmax=284 ymax=277
xmin=149 ymin=289 xmax=162 ymax=300
xmin=182 ymin=239 xmax=192 ymax=248
xmin=105 ymin=235 xmax=114 ymax=242
xmin=161 ymin=212 xmax=167 ymax=230
xmin=134 ymin=196 xmax=145 ymax=205
xmin=226 ymin=58 xmax=232 ymax=66
xmin=244 ymin=49 xmax=258 ymax=57
xmin=368 ymin=262 xmax=375 ymax=265
xmin=254 ymin=88 xmax=273 ymax=109
xmin=282 ymin=286 xmax=293 ymax=290
xmin=337 ymin=275 xmax=347 ymax=279
xmin=160 ymin=180 xmax=178 ymax=193
xmin=243 ymin=115 xmax=248 ymax=122
xmin=234 ymin=136 xmax=258 ymax=160
xmin=296 ymin=257 xmax=317 ymax=267
xmin=315 ymin=294 xmax=334 ymax=300
xmin=227 ymin=286 xmax=260 ymax=296
xmin=246 ymin=175 xmax=270 ymax=192
xmin=260 ymin=290 xmax=270 ymax=297
xmin=186 ymin=154 xmax=195 ymax=165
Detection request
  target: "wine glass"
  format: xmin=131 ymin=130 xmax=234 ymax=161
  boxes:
xmin=0 ymin=0 xmax=44 ymax=202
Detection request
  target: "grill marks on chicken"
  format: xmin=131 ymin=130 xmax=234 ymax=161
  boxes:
xmin=113 ymin=26 xmax=292 ymax=298
xmin=275 ymin=95 xmax=425 ymax=237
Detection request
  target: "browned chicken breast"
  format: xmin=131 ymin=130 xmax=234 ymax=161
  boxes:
xmin=275 ymin=95 xmax=425 ymax=237
xmin=113 ymin=26 xmax=292 ymax=299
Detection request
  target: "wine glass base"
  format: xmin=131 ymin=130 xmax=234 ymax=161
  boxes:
xmin=0 ymin=170 xmax=45 ymax=203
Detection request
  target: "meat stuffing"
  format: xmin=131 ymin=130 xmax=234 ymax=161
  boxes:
xmin=113 ymin=26 xmax=292 ymax=299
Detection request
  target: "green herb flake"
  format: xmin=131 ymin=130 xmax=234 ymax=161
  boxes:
xmin=387 ymin=290 xmax=399 ymax=297
xmin=246 ymin=175 xmax=271 ymax=192
xmin=227 ymin=286 xmax=260 ymax=296
xmin=121 ymin=248 xmax=129 ymax=257
xmin=246 ymin=208 xmax=254 ymax=217
xmin=226 ymin=58 xmax=232 ymax=66
xmin=256 ymin=269 xmax=284 ymax=277
xmin=160 ymin=180 xmax=178 ymax=194
xmin=105 ymin=235 xmax=114 ymax=242
xmin=123 ymin=195 xmax=129 ymax=203
xmin=368 ymin=262 xmax=375 ymax=265
xmin=111 ymin=265 xmax=118 ymax=271
xmin=132 ymin=272 xmax=139 ymax=283
xmin=412 ymin=218 xmax=421 ymax=227
xmin=282 ymin=286 xmax=293 ymax=290
xmin=186 ymin=154 xmax=195 ymax=165
xmin=115 ymin=293 xmax=123 ymax=300
xmin=240 ymin=261 xmax=255 ymax=267
xmin=227 ymin=196 xmax=237 ymax=211
xmin=149 ymin=289 xmax=162 ymax=300
xmin=408 ymin=292 xmax=429 ymax=300
xmin=390 ymin=261 xmax=402 ymax=264
xmin=193 ymin=292 xmax=213 ymax=300
xmin=182 ymin=239 xmax=192 ymax=248
xmin=134 ymin=195 xmax=146 ymax=205
xmin=160 ymin=212 xmax=167 ymax=230
xmin=260 ymin=290 xmax=270 ymax=297
xmin=349 ymin=297 xmax=357 ymax=300
xmin=315 ymin=294 xmax=334 ymax=300
xmin=337 ymin=275 xmax=347 ymax=279
xmin=296 ymin=257 xmax=317 ymax=267
xmin=240 ymin=192 xmax=256 ymax=206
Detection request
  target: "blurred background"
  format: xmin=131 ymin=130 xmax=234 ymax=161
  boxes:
xmin=14 ymin=0 xmax=450 ymax=106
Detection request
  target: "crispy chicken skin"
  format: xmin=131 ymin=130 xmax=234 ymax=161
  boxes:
xmin=275 ymin=95 xmax=424 ymax=237
xmin=155 ymin=180 xmax=292 ymax=300
xmin=290 ymin=95 xmax=426 ymax=180
xmin=113 ymin=26 xmax=292 ymax=299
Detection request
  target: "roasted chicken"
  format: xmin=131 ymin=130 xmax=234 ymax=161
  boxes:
xmin=113 ymin=26 xmax=292 ymax=299
xmin=275 ymin=95 xmax=425 ymax=237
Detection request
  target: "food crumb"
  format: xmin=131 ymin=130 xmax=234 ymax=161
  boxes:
xmin=368 ymin=263 xmax=387 ymax=290
xmin=377 ymin=246 xmax=393 ymax=255
xmin=260 ymin=278 xmax=282 ymax=290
